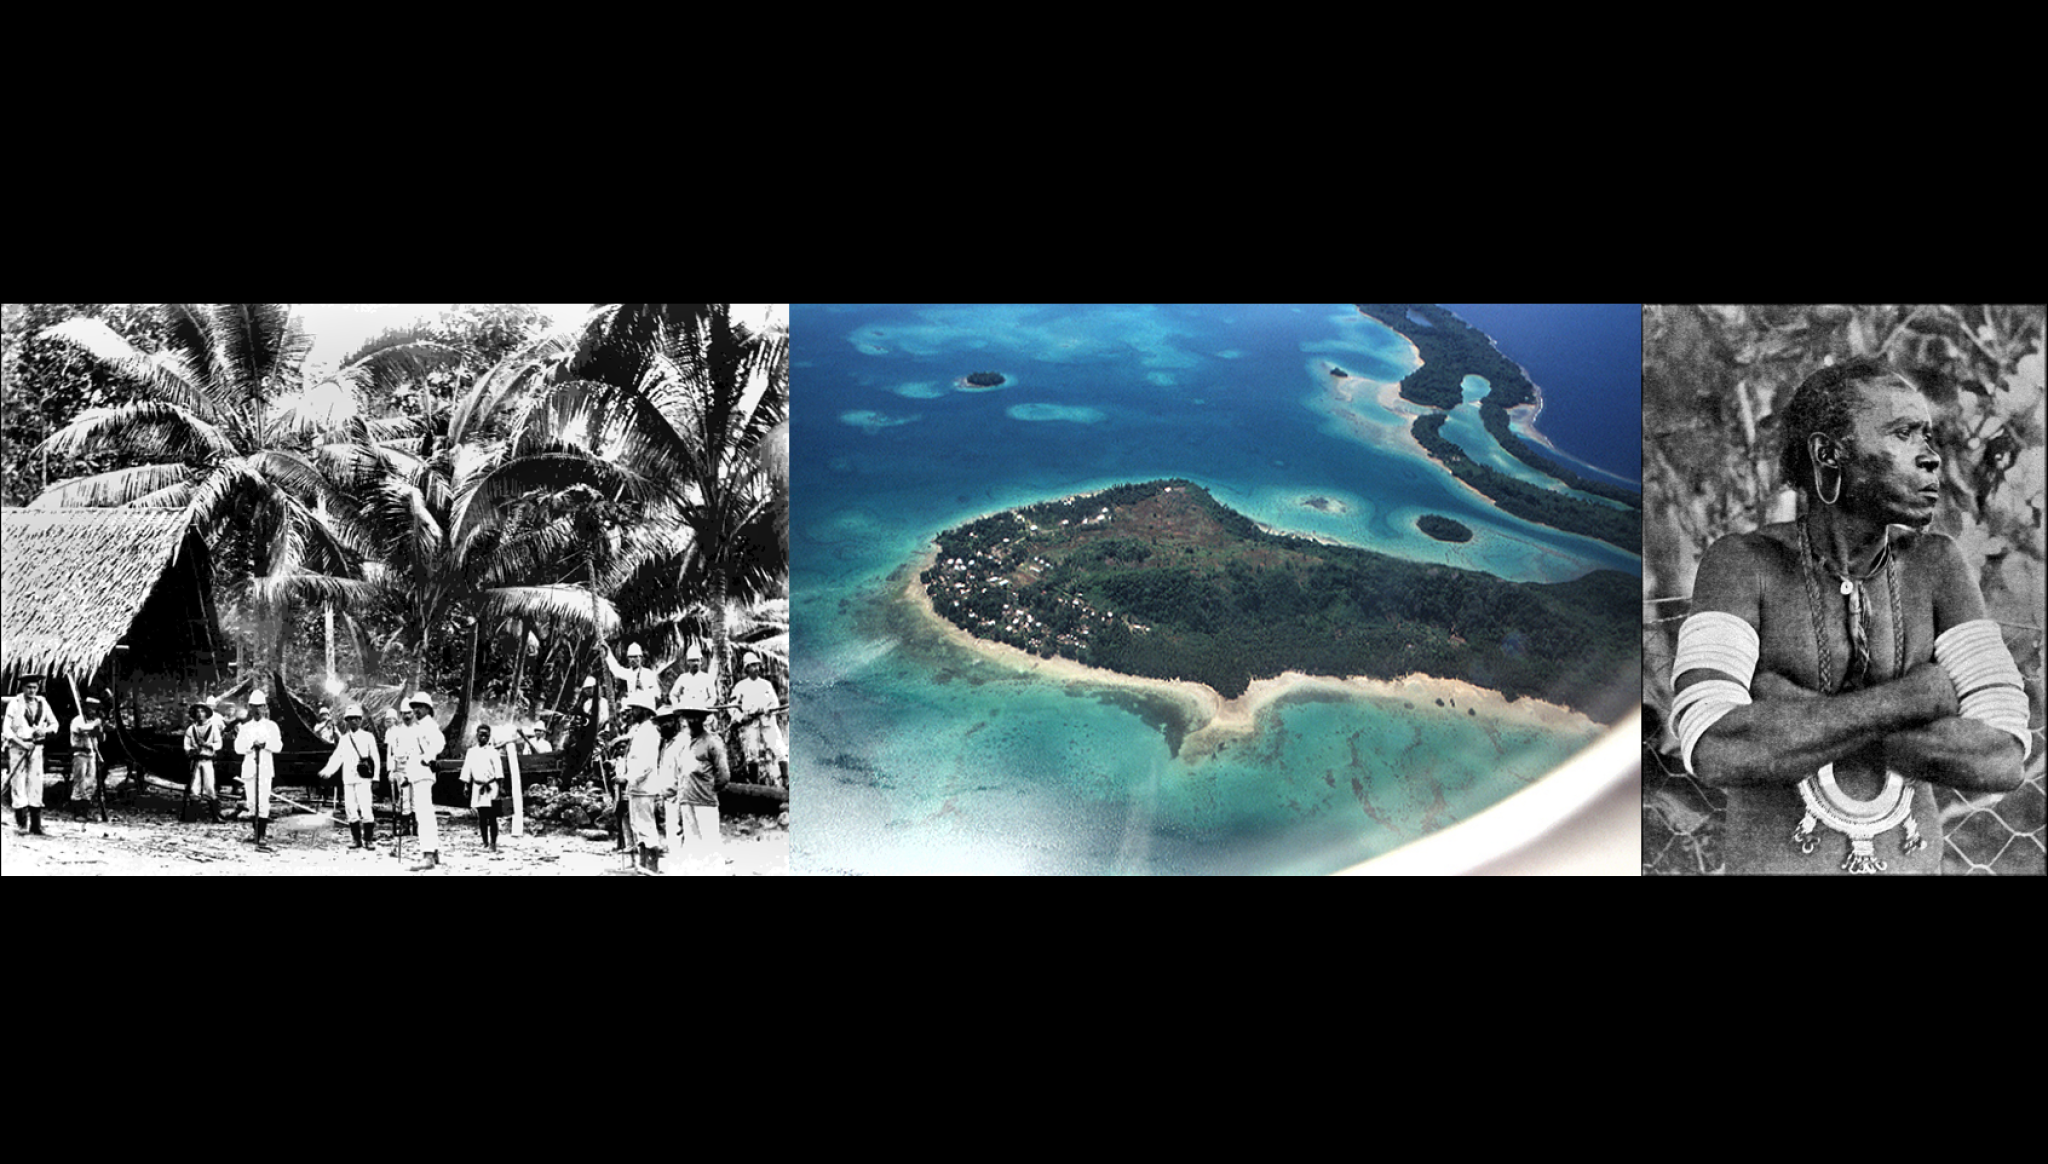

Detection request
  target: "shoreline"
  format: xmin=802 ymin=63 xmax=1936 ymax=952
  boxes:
xmin=898 ymin=541 xmax=1602 ymax=758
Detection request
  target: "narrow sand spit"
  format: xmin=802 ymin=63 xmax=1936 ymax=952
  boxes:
xmin=901 ymin=544 xmax=1600 ymax=758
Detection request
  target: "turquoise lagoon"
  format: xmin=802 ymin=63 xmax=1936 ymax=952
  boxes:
xmin=791 ymin=304 xmax=1641 ymax=875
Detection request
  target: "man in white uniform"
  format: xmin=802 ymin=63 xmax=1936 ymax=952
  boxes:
xmin=236 ymin=691 xmax=283 ymax=850
xmin=621 ymin=692 xmax=667 ymax=874
xmin=320 ymin=703 xmax=381 ymax=850
xmin=607 ymin=642 xmax=671 ymax=705
xmin=729 ymin=653 xmax=787 ymax=787
xmin=666 ymin=643 xmax=717 ymax=710
xmin=403 ymin=693 xmax=447 ymax=870
xmin=4 ymin=675 xmax=58 ymax=835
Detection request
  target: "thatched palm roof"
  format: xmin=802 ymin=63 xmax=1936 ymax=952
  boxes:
xmin=1 ymin=507 xmax=198 ymax=680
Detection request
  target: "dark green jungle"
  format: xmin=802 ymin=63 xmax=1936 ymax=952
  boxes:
xmin=923 ymin=480 xmax=1635 ymax=725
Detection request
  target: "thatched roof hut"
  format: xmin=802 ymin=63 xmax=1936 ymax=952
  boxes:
xmin=1 ymin=506 xmax=223 ymax=686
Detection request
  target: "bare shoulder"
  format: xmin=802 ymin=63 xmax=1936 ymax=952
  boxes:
xmin=1893 ymin=527 xmax=1987 ymax=627
xmin=1691 ymin=525 xmax=1798 ymax=622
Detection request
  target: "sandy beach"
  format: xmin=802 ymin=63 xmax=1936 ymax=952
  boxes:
xmin=900 ymin=543 xmax=1601 ymax=759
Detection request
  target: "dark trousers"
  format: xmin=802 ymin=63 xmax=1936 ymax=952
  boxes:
xmin=477 ymin=804 xmax=498 ymax=846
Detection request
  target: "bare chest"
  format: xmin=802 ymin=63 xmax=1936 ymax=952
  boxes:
xmin=1754 ymin=551 xmax=1936 ymax=693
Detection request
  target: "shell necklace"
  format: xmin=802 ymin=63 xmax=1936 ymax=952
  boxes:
xmin=1792 ymin=519 xmax=1921 ymax=873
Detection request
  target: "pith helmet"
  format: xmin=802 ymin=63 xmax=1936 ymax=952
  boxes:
xmin=409 ymin=692 xmax=435 ymax=711
xmin=343 ymin=703 xmax=365 ymax=719
xmin=685 ymin=643 xmax=704 ymax=662
xmin=669 ymin=691 xmax=713 ymax=715
xmin=624 ymin=690 xmax=659 ymax=715
xmin=626 ymin=642 xmax=645 ymax=658
xmin=248 ymin=690 xmax=269 ymax=707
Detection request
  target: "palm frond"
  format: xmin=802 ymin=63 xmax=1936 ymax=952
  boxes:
xmin=35 ymin=317 xmax=208 ymax=412
xmin=473 ymin=585 xmax=618 ymax=636
xmin=248 ymin=571 xmax=382 ymax=609
xmin=31 ymin=400 xmax=235 ymax=463
xmin=181 ymin=458 xmax=265 ymax=535
xmin=250 ymin=449 xmax=336 ymax=508
xmin=25 ymin=462 xmax=194 ymax=509
xmin=447 ymin=330 xmax=581 ymax=446
xmin=204 ymin=304 xmax=307 ymax=408
xmin=448 ymin=448 xmax=646 ymax=559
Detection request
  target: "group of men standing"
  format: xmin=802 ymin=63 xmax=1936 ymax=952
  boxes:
xmin=7 ymin=635 xmax=780 ymax=875
xmin=615 ymin=685 xmax=731 ymax=875
xmin=605 ymin=641 xmax=786 ymax=788
xmin=5 ymin=675 xmax=118 ymax=833
xmin=312 ymin=693 xmax=446 ymax=867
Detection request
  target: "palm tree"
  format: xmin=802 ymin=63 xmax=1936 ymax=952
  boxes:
xmin=450 ymin=304 xmax=788 ymax=692
xmin=30 ymin=304 xmax=458 ymax=675
xmin=255 ymin=398 xmax=620 ymax=749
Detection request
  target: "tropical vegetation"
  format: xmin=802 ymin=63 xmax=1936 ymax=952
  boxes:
xmin=1 ymin=303 xmax=788 ymax=762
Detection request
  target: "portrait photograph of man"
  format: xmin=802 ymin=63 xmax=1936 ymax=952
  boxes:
xmin=1642 ymin=304 xmax=2043 ymax=875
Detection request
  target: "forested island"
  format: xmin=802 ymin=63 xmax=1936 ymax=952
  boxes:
xmin=1415 ymin=514 xmax=1472 ymax=542
xmin=964 ymin=371 xmax=1006 ymax=387
xmin=921 ymin=480 xmax=1636 ymax=725
xmin=1411 ymin=413 xmax=1639 ymax=551
xmin=1354 ymin=303 xmax=1644 ymax=532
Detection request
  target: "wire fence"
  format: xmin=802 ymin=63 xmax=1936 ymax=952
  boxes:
xmin=1642 ymin=597 xmax=2046 ymax=875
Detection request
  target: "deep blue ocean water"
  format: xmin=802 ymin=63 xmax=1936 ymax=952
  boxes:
xmin=1438 ymin=303 xmax=1643 ymax=485
xmin=790 ymin=304 xmax=1640 ymax=874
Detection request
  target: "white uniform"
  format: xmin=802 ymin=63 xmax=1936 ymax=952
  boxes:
xmin=667 ymin=667 xmax=717 ymax=709
xmin=4 ymin=693 xmax=57 ymax=809
xmin=69 ymin=713 xmax=106 ymax=803
xmin=235 ymin=716 xmax=282 ymax=820
xmin=623 ymin=719 xmax=665 ymax=852
xmin=731 ymin=675 xmax=786 ymax=770
xmin=608 ymin=652 xmax=669 ymax=703
xmin=320 ymin=727 xmax=381 ymax=824
xmin=408 ymin=717 xmax=446 ymax=853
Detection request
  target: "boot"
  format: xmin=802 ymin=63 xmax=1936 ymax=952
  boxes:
xmin=28 ymin=808 xmax=43 ymax=835
xmin=253 ymin=818 xmax=271 ymax=850
xmin=645 ymin=847 xmax=662 ymax=875
xmin=180 ymin=793 xmax=194 ymax=823
xmin=207 ymin=797 xmax=224 ymax=823
xmin=12 ymin=809 xmax=25 ymax=833
xmin=363 ymin=821 xmax=376 ymax=846
xmin=348 ymin=822 xmax=363 ymax=849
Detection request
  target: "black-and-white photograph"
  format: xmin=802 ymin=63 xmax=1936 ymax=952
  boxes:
xmin=1642 ymin=304 xmax=2044 ymax=875
xmin=2 ymin=303 xmax=789 ymax=876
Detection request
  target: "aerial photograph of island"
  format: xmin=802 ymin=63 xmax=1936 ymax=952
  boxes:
xmin=791 ymin=304 xmax=1643 ymax=874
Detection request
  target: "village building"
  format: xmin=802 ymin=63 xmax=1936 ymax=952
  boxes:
xmin=2 ymin=507 xmax=230 ymax=800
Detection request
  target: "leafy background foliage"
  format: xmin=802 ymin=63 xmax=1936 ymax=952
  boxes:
xmin=1642 ymin=304 xmax=2045 ymax=874
xmin=2 ymin=303 xmax=173 ymax=506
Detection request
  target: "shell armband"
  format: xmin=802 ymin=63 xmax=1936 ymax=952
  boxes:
xmin=1670 ymin=611 xmax=1759 ymax=776
xmin=1935 ymin=619 xmax=2032 ymax=759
